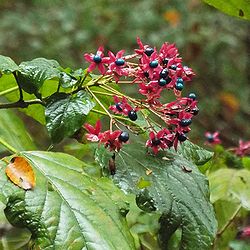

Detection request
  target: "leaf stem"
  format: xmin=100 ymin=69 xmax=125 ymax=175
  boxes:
xmin=13 ymin=71 xmax=23 ymax=101
xmin=0 ymin=137 xmax=18 ymax=154
xmin=0 ymin=86 xmax=19 ymax=97
xmin=217 ymin=204 xmax=241 ymax=237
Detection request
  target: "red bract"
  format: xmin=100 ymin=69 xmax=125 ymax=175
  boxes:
xmin=84 ymin=46 xmax=110 ymax=74
xmin=205 ymin=131 xmax=221 ymax=145
xmin=106 ymin=50 xmax=128 ymax=81
xmin=159 ymin=42 xmax=179 ymax=61
xmin=233 ymin=140 xmax=250 ymax=156
xmin=140 ymin=52 xmax=162 ymax=79
xmin=109 ymin=96 xmax=133 ymax=115
xmin=99 ymin=130 xmax=123 ymax=151
xmin=138 ymin=81 xmax=162 ymax=99
xmin=146 ymin=129 xmax=174 ymax=154
xmin=135 ymin=37 xmax=154 ymax=55
xmin=84 ymin=120 xmax=102 ymax=142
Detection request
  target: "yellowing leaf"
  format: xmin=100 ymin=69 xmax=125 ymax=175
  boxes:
xmin=163 ymin=9 xmax=181 ymax=27
xmin=6 ymin=156 xmax=35 ymax=190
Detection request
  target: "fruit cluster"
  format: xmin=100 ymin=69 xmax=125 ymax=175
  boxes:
xmin=84 ymin=38 xmax=199 ymax=153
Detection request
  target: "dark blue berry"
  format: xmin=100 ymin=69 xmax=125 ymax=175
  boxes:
xmin=180 ymin=119 xmax=192 ymax=127
xmin=149 ymin=60 xmax=158 ymax=68
xmin=158 ymin=78 xmax=167 ymax=86
xmin=144 ymin=47 xmax=154 ymax=56
xmin=162 ymin=58 xmax=169 ymax=65
xmin=206 ymin=134 xmax=214 ymax=143
xmin=128 ymin=110 xmax=137 ymax=121
xmin=115 ymin=58 xmax=125 ymax=66
xmin=177 ymin=133 xmax=187 ymax=142
xmin=175 ymin=82 xmax=184 ymax=91
xmin=191 ymin=107 xmax=199 ymax=115
xmin=188 ymin=93 xmax=196 ymax=100
xmin=152 ymin=138 xmax=161 ymax=146
xmin=115 ymin=102 xmax=123 ymax=111
xmin=165 ymin=77 xmax=172 ymax=84
xmin=170 ymin=65 xmax=177 ymax=70
xmin=177 ymin=77 xmax=184 ymax=84
xmin=159 ymin=68 xmax=169 ymax=79
xmin=119 ymin=131 xmax=129 ymax=142
xmin=93 ymin=55 xmax=102 ymax=63
xmin=144 ymin=71 xmax=149 ymax=78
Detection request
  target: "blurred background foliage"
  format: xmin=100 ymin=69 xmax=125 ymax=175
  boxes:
xmin=0 ymin=0 xmax=249 ymax=148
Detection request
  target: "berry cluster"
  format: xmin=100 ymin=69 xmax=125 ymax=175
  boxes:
xmin=84 ymin=38 xmax=199 ymax=153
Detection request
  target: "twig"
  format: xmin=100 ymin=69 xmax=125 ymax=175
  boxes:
xmin=0 ymin=99 xmax=44 ymax=109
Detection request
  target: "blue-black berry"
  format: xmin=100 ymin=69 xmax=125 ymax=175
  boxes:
xmin=206 ymin=134 xmax=214 ymax=143
xmin=162 ymin=58 xmax=169 ymax=65
xmin=158 ymin=78 xmax=167 ymax=86
xmin=170 ymin=65 xmax=177 ymax=70
xmin=177 ymin=77 xmax=184 ymax=84
xmin=177 ymin=133 xmax=187 ymax=142
xmin=159 ymin=68 xmax=169 ymax=79
xmin=152 ymin=138 xmax=161 ymax=146
xmin=180 ymin=119 xmax=192 ymax=127
xmin=191 ymin=107 xmax=199 ymax=115
xmin=144 ymin=71 xmax=149 ymax=78
xmin=175 ymin=82 xmax=184 ymax=91
xmin=115 ymin=58 xmax=125 ymax=66
xmin=93 ymin=55 xmax=102 ymax=63
xmin=128 ymin=110 xmax=138 ymax=121
xmin=119 ymin=131 xmax=129 ymax=142
xmin=149 ymin=60 xmax=158 ymax=68
xmin=188 ymin=92 xmax=196 ymax=100
xmin=144 ymin=47 xmax=154 ymax=56
xmin=115 ymin=102 xmax=123 ymax=111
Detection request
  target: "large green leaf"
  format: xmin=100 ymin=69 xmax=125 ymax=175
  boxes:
xmin=0 ymin=151 xmax=136 ymax=249
xmin=0 ymin=55 xmax=19 ymax=73
xmin=202 ymin=0 xmax=250 ymax=20
xmin=45 ymin=90 xmax=95 ymax=143
xmin=208 ymin=168 xmax=250 ymax=210
xmin=96 ymin=143 xmax=217 ymax=249
xmin=0 ymin=109 xmax=36 ymax=153
xmin=177 ymin=141 xmax=213 ymax=165
xmin=18 ymin=58 xmax=61 ymax=94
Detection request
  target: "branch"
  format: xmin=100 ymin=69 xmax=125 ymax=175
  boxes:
xmin=0 ymin=99 xmax=44 ymax=109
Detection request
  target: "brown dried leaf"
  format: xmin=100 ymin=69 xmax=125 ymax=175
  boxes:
xmin=6 ymin=156 xmax=35 ymax=190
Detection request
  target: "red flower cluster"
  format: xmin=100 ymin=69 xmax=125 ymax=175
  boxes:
xmin=84 ymin=38 xmax=198 ymax=153
xmin=84 ymin=120 xmax=129 ymax=151
xmin=233 ymin=140 xmax=250 ymax=157
xmin=205 ymin=131 xmax=221 ymax=146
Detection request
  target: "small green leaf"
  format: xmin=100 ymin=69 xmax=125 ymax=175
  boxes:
xmin=0 ymin=152 xmax=136 ymax=249
xmin=96 ymin=143 xmax=217 ymax=249
xmin=242 ymin=157 xmax=250 ymax=170
xmin=209 ymin=168 xmax=250 ymax=210
xmin=18 ymin=58 xmax=61 ymax=94
xmin=177 ymin=140 xmax=214 ymax=165
xmin=0 ymin=55 xmax=19 ymax=73
xmin=202 ymin=0 xmax=250 ymax=20
xmin=45 ymin=90 xmax=95 ymax=143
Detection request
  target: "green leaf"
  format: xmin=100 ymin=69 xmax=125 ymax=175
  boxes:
xmin=0 ymin=109 xmax=36 ymax=152
xmin=96 ymin=143 xmax=217 ymax=249
xmin=202 ymin=0 xmax=250 ymax=20
xmin=0 ymin=151 xmax=136 ymax=249
xmin=208 ymin=168 xmax=250 ymax=210
xmin=0 ymin=55 xmax=19 ymax=73
xmin=59 ymin=72 xmax=78 ymax=88
xmin=242 ymin=157 xmax=250 ymax=170
xmin=177 ymin=140 xmax=214 ymax=165
xmin=45 ymin=90 xmax=95 ymax=143
xmin=18 ymin=58 xmax=60 ymax=94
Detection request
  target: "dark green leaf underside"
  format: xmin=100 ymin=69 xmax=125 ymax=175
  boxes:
xmin=96 ymin=143 xmax=217 ymax=250
xmin=0 ymin=151 xmax=135 ymax=250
